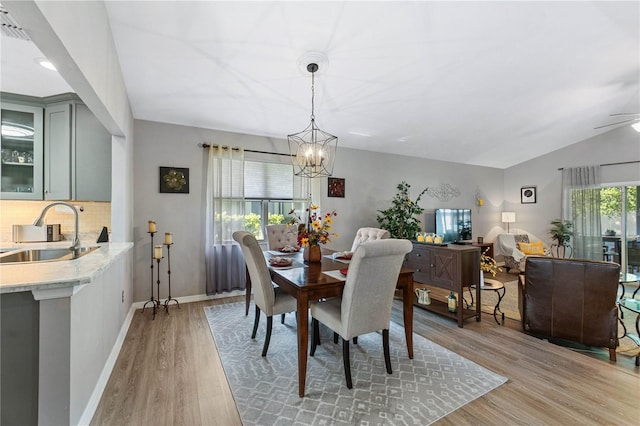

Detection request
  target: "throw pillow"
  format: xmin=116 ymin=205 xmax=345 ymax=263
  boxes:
xmin=518 ymin=241 xmax=544 ymax=255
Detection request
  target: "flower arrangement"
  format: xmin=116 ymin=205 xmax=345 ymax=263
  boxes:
xmin=289 ymin=204 xmax=338 ymax=247
xmin=480 ymin=247 xmax=502 ymax=277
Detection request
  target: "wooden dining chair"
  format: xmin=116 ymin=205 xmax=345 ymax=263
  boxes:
xmin=350 ymin=227 xmax=390 ymax=252
xmin=310 ymin=238 xmax=412 ymax=389
xmin=233 ymin=231 xmax=297 ymax=356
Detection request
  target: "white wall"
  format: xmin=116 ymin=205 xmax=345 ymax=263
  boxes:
xmin=133 ymin=119 xmax=505 ymax=301
xmin=503 ymin=125 xmax=640 ymax=245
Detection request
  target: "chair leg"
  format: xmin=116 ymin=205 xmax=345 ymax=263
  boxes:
xmin=281 ymin=313 xmax=285 ymax=324
xmin=262 ymin=316 xmax=273 ymax=357
xmin=333 ymin=332 xmax=339 ymax=344
xmin=353 ymin=336 xmax=358 ymax=345
xmin=251 ymin=305 xmax=260 ymax=339
xmin=310 ymin=318 xmax=319 ymax=356
xmin=383 ymin=329 xmax=392 ymax=374
xmin=343 ymin=338 xmax=353 ymax=389
xmin=609 ymin=347 xmax=617 ymax=362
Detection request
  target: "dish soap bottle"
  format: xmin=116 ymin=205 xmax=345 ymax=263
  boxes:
xmin=447 ymin=291 xmax=457 ymax=313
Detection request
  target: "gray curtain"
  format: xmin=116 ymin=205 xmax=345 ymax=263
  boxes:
xmin=562 ymin=165 xmax=602 ymax=260
xmin=205 ymin=146 xmax=246 ymax=294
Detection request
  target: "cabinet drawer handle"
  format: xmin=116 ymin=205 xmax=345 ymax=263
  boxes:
xmin=416 ymin=268 xmax=421 ymax=272
xmin=430 ymin=264 xmax=435 ymax=268
xmin=415 ymin=253 xmax=421 ymax=257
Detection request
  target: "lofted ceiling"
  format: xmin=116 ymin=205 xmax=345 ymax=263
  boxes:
xmin=2 ymin=1 xmax=639 ymax=169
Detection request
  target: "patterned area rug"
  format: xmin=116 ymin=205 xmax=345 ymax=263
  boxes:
xmin=204 ymin=302 xmax=507 ymax=426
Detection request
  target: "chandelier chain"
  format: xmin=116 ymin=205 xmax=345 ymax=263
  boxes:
xmin=310 ymin=70 xmax=315 ymax=121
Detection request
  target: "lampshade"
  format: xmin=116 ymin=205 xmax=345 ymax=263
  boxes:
xmin=502 ymin=211 xmax=516 ymax=233
xmin=288 ymin=63 xmax=338 ymax=178
xmin=501 ymin=212 xmax=516 ymax=223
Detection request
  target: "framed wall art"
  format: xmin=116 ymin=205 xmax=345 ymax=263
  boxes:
xmin=521 ymin=186 xmax=536 ymax=204
xmin=160 ymin=167 xmax=189 ymax=194
xmin=328 ymin=177 xmax=345 ymax=198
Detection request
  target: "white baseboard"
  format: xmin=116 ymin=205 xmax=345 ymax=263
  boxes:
xmin=131 ymin=289 xmax=247 ymax=309
xmin=77 ymin=290 xmax=246 ymax=425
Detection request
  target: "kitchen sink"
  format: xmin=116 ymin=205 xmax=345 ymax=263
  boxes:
xmin=0 ymin=246 xmax=100 ymax=264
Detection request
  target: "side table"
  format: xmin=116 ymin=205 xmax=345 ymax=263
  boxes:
xmin=467 ymin=278 xmax=505 ymax=325
xmin=617 ymin=297 xmax=640 ymax=366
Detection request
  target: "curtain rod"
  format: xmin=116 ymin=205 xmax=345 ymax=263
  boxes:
xmin=557 ymin=160 xmax=639 ymax=171
xmin=200 ymin=143 xmax=292 ymax=158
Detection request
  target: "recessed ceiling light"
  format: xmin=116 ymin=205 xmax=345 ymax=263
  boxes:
xmin=632 ymin=122 xmax=640 ymax=133
xmin=35 ymin=58 xmax=57 ymax=71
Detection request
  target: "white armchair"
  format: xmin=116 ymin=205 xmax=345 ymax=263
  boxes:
xmin=497 ymin=233 xmax=547 ymax=272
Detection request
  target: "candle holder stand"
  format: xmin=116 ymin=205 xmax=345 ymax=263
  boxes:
xmin=142 ymin=231 xmax=160 ymax=319
xmin=164 ymin=243 xmax=180 ymax=313
xmin=155 ymin=257 xmax=163 ymax=320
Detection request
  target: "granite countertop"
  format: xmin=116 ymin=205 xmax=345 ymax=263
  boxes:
xmin=0 ymin=241 xmax=133 ymax=293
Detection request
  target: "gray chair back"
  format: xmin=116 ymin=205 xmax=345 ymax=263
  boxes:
xmin=265 ymin=224 xmax=299 ymax=250
xmin=233 ymin=231 xmax=275 ymax=315
xmin=350 ymin=227 xmax=391 ymax=252
xmin=341 ymin=239 xmax=412 ymax=339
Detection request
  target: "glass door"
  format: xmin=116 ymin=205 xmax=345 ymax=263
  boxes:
xmin=601 ymin=185 xmax=639 ymax=274
xmin=0 ymin=102 xmax=43 ymax=199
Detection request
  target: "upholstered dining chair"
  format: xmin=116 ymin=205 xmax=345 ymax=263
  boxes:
xmin=233 ymin=231 xmax=297 ymax=356
xmin=309 ymin=238 xmax=412 ymax=389
xmin=350 ymin=227 xmax=390 ymax=252
xmin=265 ymin=224 xmax=299 ymax=250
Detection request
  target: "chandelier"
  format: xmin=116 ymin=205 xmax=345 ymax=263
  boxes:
xmin=288 ymin=63 xmax=338 ymax=178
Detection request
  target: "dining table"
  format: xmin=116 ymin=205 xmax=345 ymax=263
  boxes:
xmin=244 ymin=247 xmax=415 ymax=397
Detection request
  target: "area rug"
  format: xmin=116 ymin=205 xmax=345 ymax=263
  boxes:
xmin=204 ymin=302 xmax=507 ymax=426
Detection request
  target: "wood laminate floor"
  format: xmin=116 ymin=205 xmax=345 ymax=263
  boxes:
xmin=91 ymin=293 xmax=639 ymax=426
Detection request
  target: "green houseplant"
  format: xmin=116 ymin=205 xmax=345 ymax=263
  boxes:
xmin=549 ymin=219 xmax=573 ymax=258
xmin=377 ymin=181 xmax=428 ymax=239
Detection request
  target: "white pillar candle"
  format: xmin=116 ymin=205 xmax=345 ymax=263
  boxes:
xmin=154 ymin=245 xmax=163 ymax=259
xmin=165 ymin=232 xmax=172 ymax=245
xmin=148 ymin=220 xmax=156 ymax=233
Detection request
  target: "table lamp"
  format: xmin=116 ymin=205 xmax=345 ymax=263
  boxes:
xmin=502 ymin=212 xmax=516 ymax=233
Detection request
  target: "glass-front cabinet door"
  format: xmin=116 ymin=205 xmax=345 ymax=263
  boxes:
xmin=0 ymin=102 xmax=44 ymax=199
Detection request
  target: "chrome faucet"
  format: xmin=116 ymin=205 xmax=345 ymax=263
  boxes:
xmin=33 ymin=201 xmax=80 ymax=250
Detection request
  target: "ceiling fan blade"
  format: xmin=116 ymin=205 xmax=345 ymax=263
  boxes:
xmin=609 ymin=112 xmax=640 ymax=117
xmin=594 ymin=118 xmax=640 ymax=130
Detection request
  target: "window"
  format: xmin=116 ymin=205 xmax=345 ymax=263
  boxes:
xmin=243 ymin=158 xmax=309 ymax=240
xmin=599 ymin=185 xmax=639 ymax=273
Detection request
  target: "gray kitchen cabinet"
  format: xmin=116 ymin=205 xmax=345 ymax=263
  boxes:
xmin=0 ymin=100 xmax=44 ymax=199
xmin=44 ymin=97 xmax=111 ymax=201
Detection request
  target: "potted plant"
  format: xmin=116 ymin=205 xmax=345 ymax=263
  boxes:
xmin=549 ymin=219 xmax=573 ymax=258
xmin=604 ymin=229 xmax=616 ymax=236
xmin=376 ymin=181 xmax=428 ymax=239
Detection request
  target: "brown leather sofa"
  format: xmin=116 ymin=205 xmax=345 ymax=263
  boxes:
xmin=518 ymin=256 xmax=620 ymax=361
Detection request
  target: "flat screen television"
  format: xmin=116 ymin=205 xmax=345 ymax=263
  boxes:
xmin=435 ymin=208 xmax=472 ymax=243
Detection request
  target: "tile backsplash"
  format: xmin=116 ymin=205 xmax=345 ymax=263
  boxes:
xmin=0 ymin=200 xmax=111 ymax=243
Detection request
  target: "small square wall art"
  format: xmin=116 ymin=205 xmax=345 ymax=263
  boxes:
xmin=160 ymin=167 xmax=189 ymax=193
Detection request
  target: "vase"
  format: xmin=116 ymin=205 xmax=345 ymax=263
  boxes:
xmin=303 ymin=244 xmax=322 ymax=263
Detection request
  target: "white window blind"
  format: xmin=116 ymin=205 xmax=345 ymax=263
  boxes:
xmin=244 ymin=160 xmax=309 ymax=200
